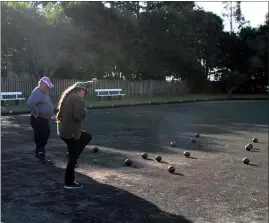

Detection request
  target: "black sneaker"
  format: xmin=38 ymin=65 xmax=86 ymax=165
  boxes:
xmin=34 ymin=152 xmax=44 ymax=159
xmin=64 ymin=182 xmax=83 ymax=189
xmin=38 ymin=153 xmax=52 ymax=164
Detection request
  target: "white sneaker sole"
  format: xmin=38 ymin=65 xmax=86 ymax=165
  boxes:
xmin=64 ymin=185 xmax=83 ymax=189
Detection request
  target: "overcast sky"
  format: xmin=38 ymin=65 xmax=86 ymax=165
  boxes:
xmin=195 ymin=1 xmax=268 ymax=31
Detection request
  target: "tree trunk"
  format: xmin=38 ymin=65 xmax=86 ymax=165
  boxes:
xmin=35 ymin=67 xmax=40 ymax=79
xmin=205 ymin=64 xmax=209 ymax=78
xmin=227 ymin=87 xmax=236 ymax=98
xmin=230 ymin=2 xmax=233 ymax=33
xmin=228 ymin=88 xmax=233 ymax=95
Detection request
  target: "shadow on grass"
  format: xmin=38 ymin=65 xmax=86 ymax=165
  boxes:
xmin=248 ymin=163 xmax=259 ymax=167
xmin=160 ymin=160 xmax=169 ymax=164
xmin=1 ymin=115 xmax=33 ymax=147
xmin=250 ymin=148 xmax=260 ymax=152
xmin=145 ymin=158 xmax=154 ymax=161
xmin=173 ymin=172 xmax=184 ymax=176
xmin=52 ymin=143 xmax=147 ymax=170
xmin=1 ymin=149 xmax=192 ymax=223
xmin=188 ymin=156 xmax=198 ymax=159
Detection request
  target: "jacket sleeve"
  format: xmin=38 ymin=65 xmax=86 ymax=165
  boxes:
xmin=72 ymin=95 xmax=86 ymax=121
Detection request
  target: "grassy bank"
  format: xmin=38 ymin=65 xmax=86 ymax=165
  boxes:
xmin=1 ymin=94 xmax=267 ymax=113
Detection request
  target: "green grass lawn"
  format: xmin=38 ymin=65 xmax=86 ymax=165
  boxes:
xmin=1 ymin=94 xmax=267 ymax=113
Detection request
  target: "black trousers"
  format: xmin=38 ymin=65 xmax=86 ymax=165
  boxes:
xmin=30 ymin=115 xmax=50 ymax=156
xmin=61 ymin=131 xmax=92 ymax=185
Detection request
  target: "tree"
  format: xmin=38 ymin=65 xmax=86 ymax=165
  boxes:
xmin=2 ymin=0 xmax=265 ymax=95
xmin=238 ymin=25 xmax=268 ymax=92
xmin=1 ymin=2 xmax=79 ymax=78
xmin=108 ymin=1 xmax=143 ymax=18
xmin=1 ymin=2 xmax=40 ymax=77
xmin=62 ymin=1 xmax=143 ymax=79
xmin=222 ymin=1 xmax=249 ymax=33
xmin=187 ymin=9 xmax=224 ymax=77
xmin=213 ymin=32 xmax=248 ymax=94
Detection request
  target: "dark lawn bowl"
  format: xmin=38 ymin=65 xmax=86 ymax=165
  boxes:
xmin=242 ymin=157 xmax=250 ymax=165
xmin=245 ymin=144 xmax=252 ymax=151
xmin=168 ymin=166 xmax=175 ymax=173
xmin=93 ymin=147 xmax=99 ymax=153
xmin=184 ymin=151 xmax=190 ymax=158
xmin=191 ymin=138 xmax=196 ymax=143
xmin=170 ymin=142 xmax=176 ymax=148
xmin=125 ymin=159 xmax=132 ymax=166
xmin=155 ymin=155 xmax=162 ymax=162
xmin=141 ymin=152 xmax=148 ymax=159
xmin=252 ymin=137 xmax=258 ymax=143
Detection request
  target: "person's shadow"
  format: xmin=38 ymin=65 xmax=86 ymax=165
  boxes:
xmin=1 ymin=150 xmax=192 ymax=223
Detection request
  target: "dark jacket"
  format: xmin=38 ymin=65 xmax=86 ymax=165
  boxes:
xmin=57 ymin=92 xmax=87 ymax=139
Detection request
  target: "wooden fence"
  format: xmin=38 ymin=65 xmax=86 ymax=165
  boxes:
xmin=1 ymin=78 xmax=188 ymax=98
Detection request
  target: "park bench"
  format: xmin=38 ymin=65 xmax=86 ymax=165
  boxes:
xmin=94 ymin=89 xmax=125 ymax=100
xmin=1 ymin=92 xmax=26 ymax=106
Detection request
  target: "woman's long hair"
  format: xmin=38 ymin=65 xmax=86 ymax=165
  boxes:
xmin=56 ymin=85 xmax=77 ymax=122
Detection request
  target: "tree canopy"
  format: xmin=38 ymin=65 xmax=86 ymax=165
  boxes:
xmin=1 ymin=1 xmax=268 ymax=93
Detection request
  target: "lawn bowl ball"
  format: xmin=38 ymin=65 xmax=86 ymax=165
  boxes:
xmin=252 ymin=137 xmax=258 ymax=143
xmin=141 ymin=152 xmax=148 ymax=159
xmin=125 ymin=159 xmax=132 ymax=166
xmin=170 ymin=142 xmax=176 ymax=148
xmin=245 ymin=144 xmax=252 ymax=151
xmin=191 ymin=138 xmax=196 ymax=143
xmin=93 ymin=147 xmax=99 ymax=153
xmin=195 ymin=133 xmax=200 ymax=138
xmin=242 ymin=157 xmax=250 ymax=165
xmin=168 ymin=166 xmax=175 ymax=173
xmin=155 ymin=155 xmax=162 ymax=162
xmin=184 ymin=151 xmax=190 ymax=157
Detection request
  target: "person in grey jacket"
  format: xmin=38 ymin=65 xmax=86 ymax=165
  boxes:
xmin=26 ymin=77 xmax=54 ymax=162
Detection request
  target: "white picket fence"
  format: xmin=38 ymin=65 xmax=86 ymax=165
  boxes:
xmin=1 ymin=78 xmax=188 ymax=98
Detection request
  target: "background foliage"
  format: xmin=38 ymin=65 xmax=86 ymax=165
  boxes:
xmin=1 ymin=1 xmax=268 ymax=93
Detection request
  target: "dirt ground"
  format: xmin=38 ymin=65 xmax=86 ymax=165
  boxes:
xmin=1 ymin=100 xmax=268 ymax=223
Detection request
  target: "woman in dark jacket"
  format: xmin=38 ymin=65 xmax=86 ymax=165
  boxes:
xmin=56 ymin=79 xmax=97 ymax=189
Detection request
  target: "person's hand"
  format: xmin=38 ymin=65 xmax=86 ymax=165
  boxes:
xmin=84 ymin=107 xmax=88 ymax=119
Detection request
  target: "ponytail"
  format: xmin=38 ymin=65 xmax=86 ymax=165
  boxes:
xmin=56 ymin=85 xmax=77 ymax=122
